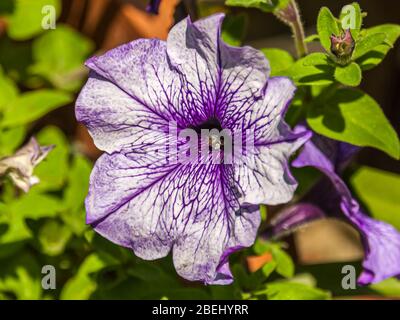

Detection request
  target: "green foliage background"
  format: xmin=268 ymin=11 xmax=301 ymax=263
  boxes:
xmin=0 ymin=0 xmax=399 ymax=300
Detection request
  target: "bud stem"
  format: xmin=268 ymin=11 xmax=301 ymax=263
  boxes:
xmin=275 ymin=0 xmax=308 ymax=58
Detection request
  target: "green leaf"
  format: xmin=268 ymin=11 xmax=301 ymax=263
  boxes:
xmin=261 ymin=261 xmax=277 ymax=278
xmin=356 ymin=24 xmax=400 ymax=70
xmin=317 ymin=7 xmax=340 ymax=53
xmin=61 ymin=155 xmax=92 ymax=235
xmin=0 ymin=0 xmax=14 ymax=15
xmin=30 ymin=24 xmax=94 ymax=92
xmin=60 ymin=253 xmax=115 ymax=300
xmin=6 ymin=0 xmax=61 ymax=40
xmin=304 ymin=34 xmax=319 ymax=43
xmin=352 ymin=33 xmax=387 ymax=60
xmin=334 ymin=62 xmax=362 ymax=86
xmin=63 ymin=155 xmax=91 ymax=213
xmin=339 ymin=3 xmax=362 ymax=39
xmin=0 ymin=204 xmax=31 ymax=257
xmin=35 ymin=126 xmax=70 ymax=191
xmin=38 ymin=220 xmax=72 ymax=256
xmin=307 ymin=88 xmax=400 ymax=159
xmin=1 ymin=90 xmax=72 ymax=128
xmin=261 ymin=48 xmax=294 ymax=76
xmin=273 ymin=247 xmax=295 ymax=278
xmin=0 ymin=67 xmax=18 ymax=112
xmin=221 ymin=14 xmax=248 ymax=47
xmin=253 ymin=240 xmax=295 ymax=278
xmin=0 ymin=126 xmax=26 ymax=157
xmin=370 ymin=278 xmax=400 ymax=297
xmin=260 ymin=204 xmax=268 ymax=221
xmin=264 ymin=282 xmax=331 ymax=300
xmin=0 ymin=253 xmax=42 ymax=299
xmin=10 ymin=193 xmax=61 ymax=219
xmin=225 ymin=0 xmax=290 ymax=13
xmin=350 ymin=166 xmax=400 ymax=230
xmin=301 ymin=52 xmax=330 ymax=66
xmin=0 ymin=37 xmax=33 ymax=84
xmin=284 ymin=53 xmax=334 ymax=86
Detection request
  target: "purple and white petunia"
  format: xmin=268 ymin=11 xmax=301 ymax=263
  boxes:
xmin=76 ymin=14 xmax=310 ymax=284
xmin=266 ymin=125 xmax=400 ymax=285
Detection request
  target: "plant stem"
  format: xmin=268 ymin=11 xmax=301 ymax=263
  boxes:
xmin=275 ymin=0 xmax=308 ymax=58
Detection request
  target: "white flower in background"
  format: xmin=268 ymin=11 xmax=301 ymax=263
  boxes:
xmin=0 ymin=137 xmax=54 ymax=192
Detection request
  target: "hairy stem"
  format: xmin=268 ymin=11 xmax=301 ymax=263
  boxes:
xmin=275 ymin=0 xmax=308 ymax=58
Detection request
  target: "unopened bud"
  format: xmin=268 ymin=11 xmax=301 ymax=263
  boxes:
xmin=330 ymin=29 xmax=355 ymax=62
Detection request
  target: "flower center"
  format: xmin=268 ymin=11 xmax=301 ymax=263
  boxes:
xmin=192 ymin=117 xmax=223 ymax=132
xmin=191 ymin=117 xmax=225 ymax=151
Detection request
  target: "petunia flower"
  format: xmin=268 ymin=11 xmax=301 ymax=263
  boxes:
xmin=265 ymin=125 xmax=400 ymax=285
xmin=76 ymin=14 xmax=310 ymax=284
xmin=0 ymin=137 xmax=54 ymax=192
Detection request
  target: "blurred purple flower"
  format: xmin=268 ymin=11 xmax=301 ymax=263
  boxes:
xmin=0 ymin=137 xmax=54 ymax=192
xmin=266 ymin=125 xmax=400 ymax=285
xmin=76 ymin=14 xmax=310 ymax=284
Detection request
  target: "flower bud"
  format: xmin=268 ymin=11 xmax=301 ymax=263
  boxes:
xmin=0 ymin=137 xmax=54 ymax=192
xmin=330 ymin=29 xmax=355 ymax=63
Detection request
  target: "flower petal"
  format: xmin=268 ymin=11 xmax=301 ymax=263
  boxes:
xmin=77 ymin=14 xmax=309 ymax=285
xmin=231 ymin=82 xmax=311 ymax=205
xmin=76 ymin=72 xmax=170 ymax=153
xmin=167 ymin=14 xmax=270 ymax=123
xmin=264 ymin=203 xmax=326 ymax=238
xmin=341 ymin=202 xmax=400 ymax=284
xmin=292 ymin=130 xmax=400 ymax=284
xmin=89 ymin=155 xmax=261 ymax=283
xmin=0 ymin=137 xmax=53 ymax=192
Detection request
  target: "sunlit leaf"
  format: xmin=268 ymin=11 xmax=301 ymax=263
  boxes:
xmin=317 ymin=7 xmax=340 ymax=53
xmin=334 ymin=62 xmax=362 ymax=86
xmin=284 ymin=53 xmax=334 ymax=85
xmin=307 ymin=88 xmax=400 ymax=159
xmin=6 ymin=0 xmax=61 ymax=40
xmin=61 ymin=155 xmax=91 ymax=235
xmin=30 ymin=24 xmax=94 ymax=92
xmin=356 ymin=24 xmax=400 ymax=70
xmin=35 ymin=126 xmax=69 ymax=191
xmin=266 ymin=281 xmax=330 ymax=300
xmin=339 ymin=2 xmax=362 ymax=39
xmin=38 ymin=220 xmax=72 ymax=256
xmin=1 ymin=90 xmax=72 ymax=128
xmin=0 ymin=126 xmax=26 ymax=157
xmin=350 ymin=166 xmax=400 ymax=230
xmin=352 ymin=33 xmax=387 ymax=60
xmin=0 ymin=66 xmax=18 ymax=112
xmin=225 ymin=0 xmax=290 ymax=13
xmin=60 ymin=253 xmax=114 ymax=300
xmin=0 ymin=253 xmax=42 ymax=299
xmin=261 ymin=48 xmax=294 ymax=76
